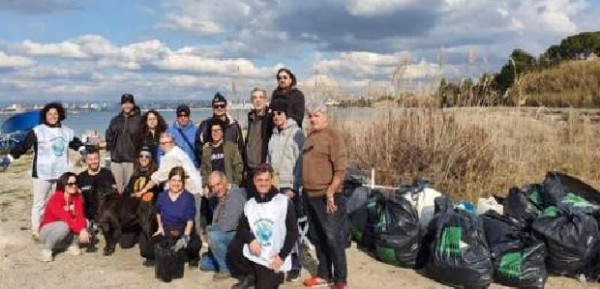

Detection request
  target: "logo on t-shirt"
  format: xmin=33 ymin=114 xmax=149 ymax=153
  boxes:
xmin=51 ymin=137 xmax=67 ymax=156
xmin=254 ymin=218 xmax=274 ymax=247
xmin=211 ymin=153 xmax=224 ymax=161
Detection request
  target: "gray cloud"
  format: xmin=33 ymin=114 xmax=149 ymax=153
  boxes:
xmin=0 ymin=0 xmax=80 ymax=14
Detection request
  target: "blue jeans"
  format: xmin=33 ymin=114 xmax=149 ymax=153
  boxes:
xmin=207 ymin=229 xmax=235 ymax=273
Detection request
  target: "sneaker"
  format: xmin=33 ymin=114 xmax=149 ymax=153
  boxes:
xmin=68 ymin=245 xmax=81 ymax=256
xmin=39 ymin=249 xmax=53 ymax=262
xmin=286 ymin=269 xmax=301 ymax=282
xmin=302 ymin=276 xmax=330 ymax=287
xmin=142 ymin=259 xmax=156 ymax=267
xmin=199 ymin=253 xmax=217 ymax=271
xmin=231 ymin=275 xmax=255 ymax=289
xmin=212 ymin=271 xmax=231 ymax=281
xmin=334 ymin=283 xmax=348 ymax=289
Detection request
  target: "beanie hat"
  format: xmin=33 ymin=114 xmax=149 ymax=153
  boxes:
xmin=176 ymin=104 xmax=191 ymax=116
xmin=121 ymin=93 xmax=135 ymax=105
xmin=212 ymin=92 xmax=228 ymax=106
xmin=270 ymin=98 xmax=288 ymax=113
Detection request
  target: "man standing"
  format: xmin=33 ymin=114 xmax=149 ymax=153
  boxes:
xmin=199 ymin=171 xmax=246 ymax=281
xmin=168 ymin=104 xmax=199 ymax=168
xmin=302 ymin=100 xmax=347 ymax=289
xmin=244 ymin=88 xmax=273 ymax=187
xmin=228 ymin=163 xmax=298 ymax=289
xmin=196 ymin=92 xmax=244 ymax=165
xmin=105 ymin=93 xmax=141 ymax=193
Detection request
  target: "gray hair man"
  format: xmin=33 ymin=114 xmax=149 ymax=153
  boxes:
xmin=301 ymin=100 xmax=348 ymax=289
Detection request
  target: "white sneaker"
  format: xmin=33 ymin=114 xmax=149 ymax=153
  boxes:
xmin=68 ymin=245 xmax=81 ymax=256
xmin=40 ymin=249 xmax=53 ymax=262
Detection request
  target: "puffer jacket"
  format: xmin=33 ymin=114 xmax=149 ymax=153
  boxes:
xmin=267 ymin=119 xmax=304 ymax=191
xmin=105 ymin=106 xmax=142 ymax=162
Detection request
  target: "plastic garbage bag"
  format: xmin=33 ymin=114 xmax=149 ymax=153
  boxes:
xmin=398 ymin=180 xmax=442 ymax=229
xmin=349 ymin=189 xmax=385 ymax=251
xmin=425 ymin=195 xmax=493 ymax=288
xmin=476 ymin=196 xmax=504 ymax=215
xmin=542 ymin=171 xmax=600 ymax=208
xmin=344 ymin=186 xmax=371 ymax=215
xmin=481 ymin=211 xmax=547 ymax=289
xmin=154 ymin=236 xmax=186 ymax=282
xmin=504 ymin=185 xmax=544 ymax=225
xmin=373 ymin=194 xmax=421 ymax=268
xmin=532 ymin=206 xmax=600 ymax=276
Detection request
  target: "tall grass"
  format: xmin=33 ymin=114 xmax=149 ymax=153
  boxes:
xmin=519 ymin=59 xmax=600 ymax=107
xmin=339 ymin=107 xmax=600 ymax=201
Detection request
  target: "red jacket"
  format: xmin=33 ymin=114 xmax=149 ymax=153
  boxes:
xmin=39 ymin=190 xmax=86 ymax=234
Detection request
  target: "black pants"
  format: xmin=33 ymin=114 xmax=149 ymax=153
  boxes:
xmin=304 ymin=193 xmax=348 ymax=284
xmin=227 ymin=237 xmax=284 ymax=289
xmin=200 ymin=195 xmax=219 ymax=230
xmin=143 ymin=230 xmax=201 ymax=262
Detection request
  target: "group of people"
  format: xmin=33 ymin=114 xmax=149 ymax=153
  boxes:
xmin=0 ymin=68 xmax=349 ymax=289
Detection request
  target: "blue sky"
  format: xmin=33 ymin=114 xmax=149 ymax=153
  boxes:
xmin=0 ymin=0 xmax=598 ymax=102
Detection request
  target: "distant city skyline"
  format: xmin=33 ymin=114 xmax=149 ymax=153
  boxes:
xmin=0 ymin=0 xmax=599 ymax=102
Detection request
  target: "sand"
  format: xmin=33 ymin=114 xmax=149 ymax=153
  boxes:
xmin=0 ymin=154 xmax=596 ymax=289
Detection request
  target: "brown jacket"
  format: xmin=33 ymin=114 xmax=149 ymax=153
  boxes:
xmin=302 ymin=127 xmax=346 ymax=197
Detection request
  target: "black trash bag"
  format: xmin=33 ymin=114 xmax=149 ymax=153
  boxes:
xmin=481 ymin=211 xmax=547 ymax=289
xmin=542 ymin=171 xmax=600 ymax=208
xmin=344 ymin=165 xmax=364 ymax=191
xmin=532 ymin=206 xmax=600 ymax=276
xmin=344 ymin=186 xmax=371 ymax=215
xmin=373 ymin=194 xmax=421 ymax=268
xmin=425 ymin=195 xmax=493 ymax=288
xmin=154 ymin=236 xmax=186 ymax=282
xmin=504 ymin=185 xmax=544 ymax=225
xmin=349 ymin=189 xmax=385 ymax=251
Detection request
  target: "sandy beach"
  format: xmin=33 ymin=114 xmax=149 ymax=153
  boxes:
xmin=0 ymin=153 xmax=597 ymax=289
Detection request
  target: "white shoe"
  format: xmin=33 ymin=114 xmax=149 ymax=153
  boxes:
xmin=68 ymin=245 xmax=81 ymax=256
xmin=40 ymin=249 xmax=53 ymax=262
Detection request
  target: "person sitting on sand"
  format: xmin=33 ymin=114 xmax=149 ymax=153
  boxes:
xmin=38 ymin=172 xmax=90 ymax=262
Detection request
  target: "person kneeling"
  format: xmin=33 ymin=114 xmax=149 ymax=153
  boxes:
xmin=228 ymin=163 xmax=298 ymax=289
xmin=153 ymin=166 xmax=201 ymax=281
xmin=38 ymin=172 xmax=90 ymax=262
xmin=199 ymin=171 xmax=246 ymax=281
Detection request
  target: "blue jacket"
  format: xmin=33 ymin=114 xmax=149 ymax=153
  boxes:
xmin=168 ymin=121 xmax=199 ymax=168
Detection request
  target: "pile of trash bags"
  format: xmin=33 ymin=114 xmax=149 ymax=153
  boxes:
xmin=343 ymin=169 xmax=600 ymax=288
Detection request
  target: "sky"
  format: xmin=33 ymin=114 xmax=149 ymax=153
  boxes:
xmin=0 ymin=0 xmax=598 ymax=103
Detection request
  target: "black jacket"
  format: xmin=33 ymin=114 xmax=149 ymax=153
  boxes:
xmin=271 ymin=87 xmax=305 ymax=128
xmin=195 ymin=115 xmax=244 ymax=165
xmin=105 ymin=107 xmax=142 ymax=162
xmin=243 ymin=107 xmax=274 ymax=170
xmin=235 ymin=187 xmax=298 ymax=260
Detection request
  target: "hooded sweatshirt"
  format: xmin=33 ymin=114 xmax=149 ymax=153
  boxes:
xmin=39 ymin=189 xmax=86 ymax=234
xmin=267 ymin=119 xmax=304 ymax=191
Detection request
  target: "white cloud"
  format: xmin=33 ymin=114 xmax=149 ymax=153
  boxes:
xmin=0 ymin=51 xmax=36 ymax=68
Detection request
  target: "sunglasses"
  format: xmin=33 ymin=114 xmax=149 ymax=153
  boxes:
xmin=177 ymin=114 xmax=189 ymax=118
xmin=213 ymin=104 xmax=226 ymax=109
xmin=66 ymin=182 xmax=77 ymax=187
xmin=273 ymin=111 xmax=285 ymax=116
xmin=139 ymin=153 xmax=152 ymax=159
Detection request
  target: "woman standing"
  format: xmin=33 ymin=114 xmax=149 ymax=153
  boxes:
xmin=38 ymin=172 xmax=90 ymax=262
xmin=0 ymin=102 xmax=86 ymax=240
xmin=201 ymin=119 xmax=244 ymax=189
xmin=267 ymin=98 xmax=305 ymax=282
xmin=154 ymin=166 xmax=202 ymax=268
xmin=271 ymin=68 xmax=306 ymax=128
xmin=138 ymin=109 xmax=167 ymax=162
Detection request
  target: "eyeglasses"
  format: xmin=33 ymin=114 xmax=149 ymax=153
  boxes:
xmin=177 ymin=114 xmax=189 ymax=118
xmin=139 ymin=153 xmax=152 ymax=159
xmin=213 ymin=104 xmax=226 ymax=109
xmin=273 ymin=111 xmax=285 ymax=116
xmin=66 ymin=182 xmax=78 ymax=187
